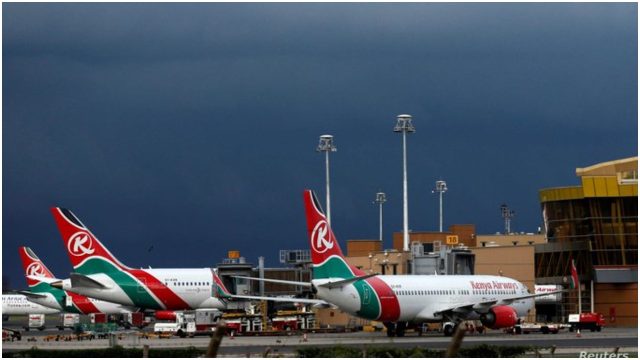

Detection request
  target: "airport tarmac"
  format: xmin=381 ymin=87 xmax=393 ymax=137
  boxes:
xmin=3 ymin=327 xmax=637 ymax=357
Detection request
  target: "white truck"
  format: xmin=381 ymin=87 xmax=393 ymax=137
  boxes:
xmin=153 ymin=310 xmax=221 ymax=337
xmin=25 ymin=314 xmax=46 ymax=331
xmin=58 ymin=313 xmax=80 ymax=330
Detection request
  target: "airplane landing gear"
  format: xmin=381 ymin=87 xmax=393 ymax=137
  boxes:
xmin=384 ymin=322 xmax=407 ymax=337
xmin=396 ymin=322 xmax=406 ymax=337
xmin=384 ymin=322 xmax=395 ymax=337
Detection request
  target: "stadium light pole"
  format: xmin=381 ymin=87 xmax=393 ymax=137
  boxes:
xmin=317 ymin=135 xmax=337 ymax=225
xmin=394 ymin=114 xmax=415 ymax=252
xmin=374 ymin=192 xmax=387 ymax=242
xmin=433 ymin=180 xmax=448 ymax=232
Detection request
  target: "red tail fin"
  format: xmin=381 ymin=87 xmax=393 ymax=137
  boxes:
xmin=50 ymin=207 xmax=129 ymax=271
xmin=19 ymin=247 xmax=56 ymax=287
xmin=303 ymin=190 xmax=347 ymax=265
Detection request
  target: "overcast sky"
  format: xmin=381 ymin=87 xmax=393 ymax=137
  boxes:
xmin=3 ymin=3 xmax=637 ymax=288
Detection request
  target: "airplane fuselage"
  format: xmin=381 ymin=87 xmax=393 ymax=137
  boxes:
xmin=2 ymin=294 xmax=60 ymax=316
xmin=58 ymin=268 xmax=225 ymax=311
xmin=314 ymin=274 xmax=534 ymax=323
xmin=28 ymin=291 xmax=137 ymax=314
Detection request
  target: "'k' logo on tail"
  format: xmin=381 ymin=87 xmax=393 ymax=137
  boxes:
xmin=311 ymin=220 xmax=334 ymax=254
xmin=19 ymin=247 xmax=55 ymax=287
xmin=68 ymin=232 xmax=95 ymax=256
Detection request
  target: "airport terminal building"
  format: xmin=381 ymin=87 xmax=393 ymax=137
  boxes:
xmin=537 ymin=157 xmax=638 ymax=326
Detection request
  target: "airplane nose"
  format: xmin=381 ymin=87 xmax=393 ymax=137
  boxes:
xmin=50 ymin=281 xmax=63 ymax=289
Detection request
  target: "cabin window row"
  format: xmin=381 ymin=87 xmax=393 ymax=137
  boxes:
xmin=394 ymin=289 xmax=515 ymax=296
xmin=395 ymin=289 xmax=470 ymax=296
xmin=164 ymin=281 xmax=211 ymax=287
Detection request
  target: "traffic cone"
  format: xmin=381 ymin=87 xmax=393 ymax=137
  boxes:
xmin=576 ymin=329 xmax=581 ymax=338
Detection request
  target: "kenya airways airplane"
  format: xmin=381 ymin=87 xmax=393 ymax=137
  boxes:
xmin=40 ymin=208 xmax=226 ymax=312
xmin=19 ymin=246 xmax=137 ymax=315
xmin=233 ymin=190 xmax=562 ymax=337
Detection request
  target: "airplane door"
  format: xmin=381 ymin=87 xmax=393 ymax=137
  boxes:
xmin=65 ymin=295 xmax=73 ymax=307
xmin=362 ymin=285 xmax=371 ymax=305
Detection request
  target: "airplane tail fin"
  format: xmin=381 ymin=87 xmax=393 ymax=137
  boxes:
xmin=303 ymin=190 xmax=361 ymax=279
xmin=50 ymin=207 xmax=130 ymax=273
xmin=19 ymin=247 xmax=56 ymax=287
xmin=212 ymin=272 xmax=232 ymax=300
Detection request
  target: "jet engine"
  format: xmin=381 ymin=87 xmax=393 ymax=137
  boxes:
xmin=154 ymin=310 xmax=177 ymax=321
xmin=480 ymin=305 xmax=518 ymax=329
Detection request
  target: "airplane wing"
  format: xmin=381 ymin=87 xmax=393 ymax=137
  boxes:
xmin=231 ymin=276 xmax=312 ymax=287
xmin=17 ymin=290 xmax=48 ymax=299
xmin=233 ymin=273 xmax=378 ymax=289
xmin=224 ymin=294 xmax=332 ymax=306
xmin=433 ymin=290 xmax=566 ymax=316
xmin=26 ymin=275 xmax=60 ymax=284
xmin=70 ymin=273 xmax=110 ymax=289
xmin=317 ymin=274 xmax=379 ymax=289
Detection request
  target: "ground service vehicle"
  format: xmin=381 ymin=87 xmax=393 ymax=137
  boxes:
xmin=153 ymin=310 xmax=222 ymax=337
xmin=58 ymin=313 xmax=80 ymax=330
xmin=26 ymin=314 xmax=46 ymax=331
xmin=2 ymin=328 xmax=22 ymax=341
xmin=568 ymin=312 xmax=605 ymax=332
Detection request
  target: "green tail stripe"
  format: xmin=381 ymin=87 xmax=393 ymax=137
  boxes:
xmin=75 ymin=258 xmax=162 ymax=309
xmin=313 ymin=257 xmax=380 ymax=320
xmin=312 ymin=257 xmax=354 ymax=280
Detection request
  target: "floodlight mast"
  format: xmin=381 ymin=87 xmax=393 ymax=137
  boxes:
xmin=433 ymin=180 xmax=448 ymax=232
xmin=394 ymin=114 xmax=415 ymax=252
xmin=374 ymin=192 xmax=387 ymax=241
xmin=317 ymin=135 xmax=337 ymax=225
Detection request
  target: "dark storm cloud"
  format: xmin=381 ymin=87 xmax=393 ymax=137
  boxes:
xmin=3 ymin=3 xmax=636 ymax=288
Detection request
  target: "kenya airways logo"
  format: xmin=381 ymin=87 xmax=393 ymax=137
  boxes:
xmin=26 ymin=262 xmax=45 ymax=277
xmin=311 ymin=220 xmax=334 ymax=254
xmin=68 ymin=231 xmax=95 ymax=257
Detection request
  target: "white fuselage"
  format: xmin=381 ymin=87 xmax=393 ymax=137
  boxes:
xmin=314 ymin=275 xmax=534 ymax=322
xmin=30 ymin=292 xmax=137 ymax=314
xmin=59 ymin=268 xmax=225 ymax=310
xmin=2 ymin=294 xmax=60 ymax=315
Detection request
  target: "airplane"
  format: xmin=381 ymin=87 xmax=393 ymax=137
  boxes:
xmin=19 ymin=246 xmax=137 ymax=315
xmin=2 ymin=294 xmax=60 ymax=317
xmin=232 ymin=190 xmax=563 ymax=337
xmin=43 ymin=207 xmax=226 ymax=313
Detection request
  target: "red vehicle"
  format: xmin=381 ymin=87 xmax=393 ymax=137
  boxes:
xmin=568 ymin=312 xmax=605 ymax=332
